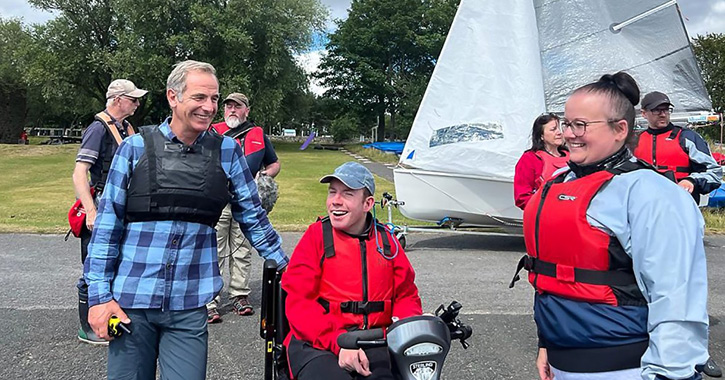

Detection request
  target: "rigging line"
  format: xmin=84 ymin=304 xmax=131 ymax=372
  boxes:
xmin=612 ymin=0 xmax=677 ymax=32
xmin=620 ymin=44 xmax=689 ymax=72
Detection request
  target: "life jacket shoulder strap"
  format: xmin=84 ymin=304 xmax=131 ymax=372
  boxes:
xmin=319 ymin=216 xmax=392 ymax=267
xmin=94 ymin=112 xmax=134 ymax=145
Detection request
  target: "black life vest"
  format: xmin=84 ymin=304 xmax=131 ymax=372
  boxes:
xmin=93 ymin=112 xmax=135 ymax=191
xmin=125 ymin=126 xmax=231 ymax=227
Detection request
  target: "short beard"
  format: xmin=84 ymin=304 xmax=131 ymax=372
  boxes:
xmin=225 ymin=116 xmax=241 ymax=129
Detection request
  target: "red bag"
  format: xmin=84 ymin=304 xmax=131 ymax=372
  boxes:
xmin=68 ymin=188 xmax=95 ymax=238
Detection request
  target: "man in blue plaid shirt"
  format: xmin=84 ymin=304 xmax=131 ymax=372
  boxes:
xmin=84 ymin=60 xmax=288 ymax=379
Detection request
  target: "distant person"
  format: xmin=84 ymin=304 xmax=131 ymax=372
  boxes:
xmin=71 ymin=78 xmax=147 ymax=345
xmin=633 ymin=91 xmax=722 ymax=204
xmin=84 ymin=60 xmax=288 ymax=379
xmin=206 ymin=92 xmax=281 ymax=322
xmin=19 ymin=130 xmax=28 ymax=144
xmin=282 ymin=161 xmax=422 ymax=379
xmin=513 ymin=113 xmax=569 ymax=210
xmin=512 ymin=72 xmax=709 ymax=380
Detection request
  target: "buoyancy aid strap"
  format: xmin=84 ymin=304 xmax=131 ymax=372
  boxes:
xmin=524 ymin=256 xmax=637 ymax=286
xmin=317 ymin=298 xmax=386 ymax=315
xmin=656 ymin=165 xmax=690 ymax=172
xmin=95 ymin=112 xmax=134 ymax=145
xmin=509 ymin=255 xmax=527 ymax=288
xmin=320 ymin=217 xmax=336 ymax=266
xmin=667 ymin=125 xmax=681 ymax=140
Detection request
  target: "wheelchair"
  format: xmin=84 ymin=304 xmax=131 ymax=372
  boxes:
xmin=260 ymin=259 xmax=290 ymax=380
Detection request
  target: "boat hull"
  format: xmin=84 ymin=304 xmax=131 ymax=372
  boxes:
xmin=393 ymin=167 xmax=523 ymax=227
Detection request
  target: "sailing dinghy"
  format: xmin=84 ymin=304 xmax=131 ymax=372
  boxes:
xmin=394 ymin=0 xmax=714 ymax=228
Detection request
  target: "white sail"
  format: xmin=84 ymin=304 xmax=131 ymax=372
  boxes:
xmin=398 ymin=0 xmax=546 ymax=180
xmin=535 ymin=0 xmax=711 ymax=113
xmin=395 ymin=0 xmax=712 ymax=226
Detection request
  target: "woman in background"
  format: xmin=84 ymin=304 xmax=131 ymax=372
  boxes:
xmin=514 ymin=113 xmax=569 ymax=210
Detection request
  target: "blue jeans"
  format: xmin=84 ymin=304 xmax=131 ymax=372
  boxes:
xmin=108 ymin=307 xmax=208 ymax=380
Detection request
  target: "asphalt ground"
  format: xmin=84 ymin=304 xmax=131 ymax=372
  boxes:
xmin=2 ymin=232 xmax=725 ymax=379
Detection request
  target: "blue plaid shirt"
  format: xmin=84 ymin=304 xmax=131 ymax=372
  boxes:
xmin=84 ymin=119 xmax=288 ymax=310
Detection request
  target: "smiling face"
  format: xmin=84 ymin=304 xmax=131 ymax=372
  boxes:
xmin=167 ymin=70 xmax=220 ymax=139
xmin=326 ymin=179 xmax=375 ymax=235
xmin=564 ymin=92 xmax=628 ymax=165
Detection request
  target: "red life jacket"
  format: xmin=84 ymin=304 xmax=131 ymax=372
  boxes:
xmin=534 ymin=150 xmax=570 ymax=187
xmin=634 ymin=126 xmax=691 ymax=180
xmin=520 ymin=169 xmax=645 ymax=307
xmin=316 ymin=217 xmax=395 ymax=330
xmin=210 ymin=122 xmax=266 ymax=156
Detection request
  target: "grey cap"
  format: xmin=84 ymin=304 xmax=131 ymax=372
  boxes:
xmin=320 ymin=161 xmax=375 ymax=195
xmin=641 ymin=91 xmax=673 ymax=110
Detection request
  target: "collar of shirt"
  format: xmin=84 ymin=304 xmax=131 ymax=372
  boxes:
xmin=160 ymin=117 xmax=208 ymax=145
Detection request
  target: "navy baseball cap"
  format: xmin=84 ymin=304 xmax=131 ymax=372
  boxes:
xmin=320 ymin=161 xmax=375 ymax=195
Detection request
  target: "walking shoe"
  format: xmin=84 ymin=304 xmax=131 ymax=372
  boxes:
xmin=78 ymin=327 xmax=109 ymax=346
xmin=704 ymin=357 xmax=723 ymax=378
xmin=207 ymin=308 xmax=222 ymax=324
xmin=232 ymin=296 xmax=254 ymax=316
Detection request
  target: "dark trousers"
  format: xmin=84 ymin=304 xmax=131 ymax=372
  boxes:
xmin=288 ymin=337 xmax=394 ymax=380
xmin=108 ymin=308 xmax=209 ymax=380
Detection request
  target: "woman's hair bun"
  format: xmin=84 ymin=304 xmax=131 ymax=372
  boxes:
xmin=599 ymin=72 xmax=639 ymax=106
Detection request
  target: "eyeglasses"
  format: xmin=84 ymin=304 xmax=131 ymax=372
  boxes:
xmin=648 ymin=107 xmax=673 ymax=115
xmin=560 ymin=119 xmax=615 ymax=137
xmin=121 ymin=96 xmax=140 ymax=103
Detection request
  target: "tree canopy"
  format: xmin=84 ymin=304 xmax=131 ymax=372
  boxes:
xmin=316 ymin=0 xmax=459 ymax=141
xmin=0 ymin=0 xmax=327 ymax=142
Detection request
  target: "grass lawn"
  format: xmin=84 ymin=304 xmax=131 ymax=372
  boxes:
xmin=0 ymin=141 xmax=419 ymax=234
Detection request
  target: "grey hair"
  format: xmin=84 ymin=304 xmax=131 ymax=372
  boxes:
xmin=166 ymin=60 xmax=217 ymax=101
xmin=105 ymin=97 xmax=116 ymax=108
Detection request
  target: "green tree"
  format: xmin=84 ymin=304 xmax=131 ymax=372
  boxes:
xmin=316 ymin=0 xmax=458 ymax=141
xmin=0 ymin=19 xmax=31 ymax=143
xmin=18 ymin=0 xmax=326 ymax=130
xmin=693 ymin=33 xmax=725 ymax=113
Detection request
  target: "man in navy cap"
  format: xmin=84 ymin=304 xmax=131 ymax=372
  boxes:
xmin=281 ymin=161 xmax=422 ymax=380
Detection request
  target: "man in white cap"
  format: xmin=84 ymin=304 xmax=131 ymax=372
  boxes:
xmin=71 ymin=78 xmax=147 ymax=344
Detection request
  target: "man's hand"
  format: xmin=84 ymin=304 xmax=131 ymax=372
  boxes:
xmin=536 ymin=348 xmax=554 ymax=380
xmin=678 ymin=179 xmax=695 ymax=194
xmin=86 ymin=207 xmax=97 ymax=231
xmin=338 ymin=348 xmax=371 ymax=376
xmin=88 ymin=300 xmax=130 ymax=341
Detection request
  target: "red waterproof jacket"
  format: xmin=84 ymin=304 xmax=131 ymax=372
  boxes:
xmin=634 ymin=126 xmax=691 ymax=180
xmin=514 ymin=149 xmax=569 ymax=210
xmin=282 ymin=216 xmax=422 ymax=355
xmin=210 ymin=121 xmax=266 ymax=156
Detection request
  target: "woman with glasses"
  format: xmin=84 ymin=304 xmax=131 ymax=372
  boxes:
xmin=513 ymin=113 xmax=569 ymax=210
xmin=514 ymin=72 xmax=708 ymax=380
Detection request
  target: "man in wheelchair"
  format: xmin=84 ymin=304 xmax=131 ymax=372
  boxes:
xmin=276 ymin=161 xmax=422 ymax=379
